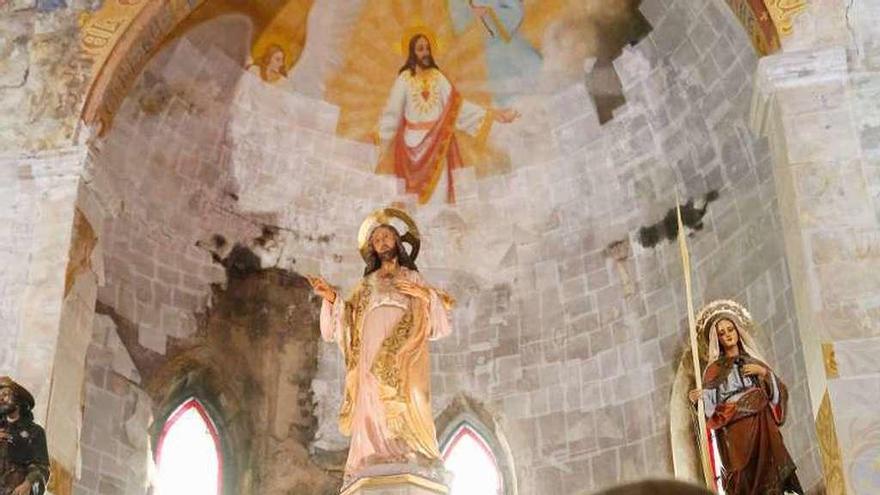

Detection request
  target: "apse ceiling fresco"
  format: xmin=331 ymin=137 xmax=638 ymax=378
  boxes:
xmin=78 ymin=0 xmax=801 ymax=205
xmin=79 ymin=0 xmax=802 ymax=135
xmin=83 ymin=0 xmax=649 ymax=192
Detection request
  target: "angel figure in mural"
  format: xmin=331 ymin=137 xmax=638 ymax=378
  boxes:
xmin=448 ymin=0 xmax=542 ymax=106
xmin=247 ymin=44 xmax=289 ymax=83
xmin=376 ymin=30 xmax=520 ymax=204
xmin=688 ymin=301 xmax=804 ymax=495
xmin=245 ymin=0 xmax=314 ymax=85
xmin=307 ymin=208 xmax=454 ymax=483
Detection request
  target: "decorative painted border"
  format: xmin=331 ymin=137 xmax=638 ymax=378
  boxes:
xmin=723 ymin=0 xmax=807 ymax=55
xmin=79 ymin=0 xmax=207 ymax=133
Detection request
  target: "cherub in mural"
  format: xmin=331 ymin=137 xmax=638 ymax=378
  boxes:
xmin=247 ymin=44 xmax=289 ymax=84
xmin=448 ymin=0 xmax=542 ymax=106
xmin=688 ymin=302 xmax=804 ymax=495
xmin=244 ymin=0 xmax=313 ymax=86
xmin=377 ymin=31 xmax=519 ymax=204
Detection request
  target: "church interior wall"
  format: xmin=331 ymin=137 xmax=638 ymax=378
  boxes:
xmin=6 ymin=0 xmax=878 ymax=493
xmin=77 ymin=1 xmax=825 ymax=493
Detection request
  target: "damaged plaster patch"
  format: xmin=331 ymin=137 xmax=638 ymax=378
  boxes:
xmin=0 ymin=16 xmax=31 ymax=88
xmin=64 ymin=208 xmax=97 ymax=297
xmin=1 ymin=10 xmax=93 ymax=149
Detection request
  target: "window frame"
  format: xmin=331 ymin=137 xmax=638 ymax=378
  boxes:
xmin=441 ymin=421 xmax=504 ymax=495
xmin=437 ymin=408 xmax=516 ymax=495
xmin=155 ymin=397 xmax=224 ymax=495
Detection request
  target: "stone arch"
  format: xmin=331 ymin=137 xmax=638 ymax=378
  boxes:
xmin=79 ymin=1 xmax=314 ymax=134
xmin=153 ymin=394 xmax=228 ymax=495
xmin=80 ymin=1 xmax=210 ymax=133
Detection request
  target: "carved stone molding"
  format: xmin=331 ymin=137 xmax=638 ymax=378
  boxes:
xmin=749 ymin=46 xmax=848 ymax=137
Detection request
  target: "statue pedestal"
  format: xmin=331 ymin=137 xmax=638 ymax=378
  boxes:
xmin=340 ymin=474 xmax=448 ymax=495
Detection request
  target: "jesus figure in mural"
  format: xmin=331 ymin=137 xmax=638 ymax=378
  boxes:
xmin=308 ymin=208 xmax=454 ymax=483
xmin=377 ymin=31 xmax=520 ymax=204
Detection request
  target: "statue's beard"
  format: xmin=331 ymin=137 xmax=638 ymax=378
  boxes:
xmin=418 ymin=55 xmax=434 ymax=68
xmin=0 ymin=403 xmax=15 ymax=415
xmin=378 ymin=249 xmax=397 ymax=262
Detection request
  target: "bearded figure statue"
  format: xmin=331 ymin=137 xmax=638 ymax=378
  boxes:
xmin=309 ymin=208 xmax=454 ymax=488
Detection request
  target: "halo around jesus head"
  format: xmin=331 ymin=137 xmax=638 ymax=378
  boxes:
xmin=397 ymin=24 xmax=442 ymax=56
xmin=358 ymin=207 xmax=421 ymax=263
xmin=695 ymin=299 xmax=757 ymax=363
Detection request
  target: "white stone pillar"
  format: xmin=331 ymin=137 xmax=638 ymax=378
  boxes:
xmin=0 ymin=147 xmax=85 ymax=408
xmin=751 ymin=44 xmax=880 ymax=494
xmin=0 ymin=145 xmax=104 ymax=492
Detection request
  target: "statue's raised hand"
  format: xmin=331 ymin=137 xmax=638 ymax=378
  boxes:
xmin=307 ymin=275 xmax=337 ymax=304
xmin=395 ymin=280 xmax=430 ymax=303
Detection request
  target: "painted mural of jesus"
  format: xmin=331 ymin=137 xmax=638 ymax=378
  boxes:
xmin=377 ymin=31 xmax=520 ymax=204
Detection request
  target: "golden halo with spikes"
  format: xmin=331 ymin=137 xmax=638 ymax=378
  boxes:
xmin=695 ymin=299 xmax=755 ymax=362
xmin=358 ymin=207 xmax=421 ymax=263
xmin=396 ymin=24 xmax=443 ymax=57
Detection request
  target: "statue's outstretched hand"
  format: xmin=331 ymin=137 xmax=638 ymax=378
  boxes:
xmin=688 ymin=389 xmax=702 ymax=404
xmin=307 ymin=276 xmax=337 ymax=304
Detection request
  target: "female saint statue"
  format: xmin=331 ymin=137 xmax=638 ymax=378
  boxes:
xmin=688 ymin=302 xmax=804 ymax=495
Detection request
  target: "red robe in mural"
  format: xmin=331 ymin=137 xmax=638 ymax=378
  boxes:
xmin=377 ymin=68 xmax=493 ymax=204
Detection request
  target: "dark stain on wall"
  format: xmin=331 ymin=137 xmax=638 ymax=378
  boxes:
xmin=97 ymin=265 xmax=342 ymax=494
xmin=637 ymin=190 xmax=720 ymax=248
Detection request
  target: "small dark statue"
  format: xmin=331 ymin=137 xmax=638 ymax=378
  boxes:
xmin=0 ymin=377 xmax=49 ymax=495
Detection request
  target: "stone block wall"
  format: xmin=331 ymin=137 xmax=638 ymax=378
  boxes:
xmin=73 ymin=314 xmax=150 ymax=495
xmin=87 ymin=17 xmax=256 ymax=358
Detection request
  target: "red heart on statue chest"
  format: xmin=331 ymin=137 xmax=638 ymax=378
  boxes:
xmin=421 ymin=90 xmax=430 ymax=101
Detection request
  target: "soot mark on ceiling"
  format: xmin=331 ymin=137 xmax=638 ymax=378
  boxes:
xmin=637 ymin=190 xmax=719 ymax=248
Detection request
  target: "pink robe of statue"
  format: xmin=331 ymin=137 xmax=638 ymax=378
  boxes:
xmin=320 ymin=267 xmax=452 ymax=475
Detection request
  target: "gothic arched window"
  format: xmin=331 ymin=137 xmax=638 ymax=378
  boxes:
xmin=155 ymin=398 xmax=223 ymax=495
xmin=441 ymin=422 xmax=504 ymax=495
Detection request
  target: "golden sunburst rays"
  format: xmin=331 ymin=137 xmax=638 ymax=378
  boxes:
xmin=520 ymin=0 xmax=570 ymax=50
xmin=325 ymin=0 xmax=499 ymax=166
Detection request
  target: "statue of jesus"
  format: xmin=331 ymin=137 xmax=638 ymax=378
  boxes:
xmin=308 ymin=208 xmax=453 ymax=482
